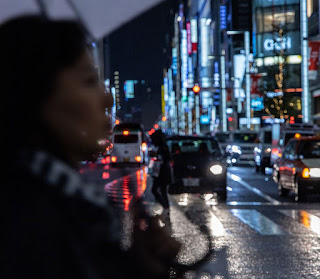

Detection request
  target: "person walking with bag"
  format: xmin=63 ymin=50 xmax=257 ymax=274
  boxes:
xmin=150 ymin=130 xmax=172 ymax=219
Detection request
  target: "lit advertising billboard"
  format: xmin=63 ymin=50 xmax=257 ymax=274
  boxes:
xmin=256 ymin=31 xmax=300 ymax=57
xmin=124 ymin=80 xmax=134 ymax=99
xmin=254 ymin=0 xmax=299 ymax=8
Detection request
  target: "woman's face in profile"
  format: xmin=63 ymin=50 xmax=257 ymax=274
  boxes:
xmin=43 ymin=50 xmax=113 ymax=162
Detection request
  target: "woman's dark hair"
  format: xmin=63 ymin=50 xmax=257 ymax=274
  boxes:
xmin=0 ymin=16 xmax=88 ymax=158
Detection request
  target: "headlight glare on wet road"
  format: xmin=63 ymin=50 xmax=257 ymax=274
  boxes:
xmin=210 ymin=164 xmax=223 ymax=175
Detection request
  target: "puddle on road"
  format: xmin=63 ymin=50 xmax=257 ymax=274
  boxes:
xmin=280 ymin=210 xmax=320 ymax=235
xmin=104 ymin=167 xmax=148 ymax=211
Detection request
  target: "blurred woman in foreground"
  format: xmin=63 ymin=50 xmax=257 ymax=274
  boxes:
xmin=0 ymin=16 xmax=180 ymax=279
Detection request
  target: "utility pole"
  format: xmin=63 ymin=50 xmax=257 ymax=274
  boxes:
xmin=220 ymin=51 xmax=227 ymax=132
xmin=244 ymin=31 xmax=251 ymax=129
xmin=300 ymin=0 xmax=311 ymax=123
xmin=174 ymin=13 xmax=181 ymax=134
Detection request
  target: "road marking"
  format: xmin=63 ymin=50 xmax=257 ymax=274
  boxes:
xmin=209 ymin=211 xmax=226 ymax=236
xmin=280 ymin=209 xmax=320 ymax=235
xmin=228 ymin=173 xmax=281 ymax=205
xmin=227 ymin=201 xmax=293 ymax=206
xmin=231 ymin=209 xmax=285 ymax=235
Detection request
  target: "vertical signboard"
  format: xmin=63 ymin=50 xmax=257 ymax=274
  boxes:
xmin=220 ymin=5 xmax=227 ymax=30
xmin=190 ymin=19 xmax=198 ymax=53
xmin=124 ymin=80 xmax=134 ymax=99
xmin=308 ymin=41 xmax=320 ymax=80
xmin=186 ymin=22 xmax=192 ymax=55
xmin=161 ymin=85 xmax=165 ymax=116
xmin=181 ymin=29 xmax=188 ymax=100
xmin=200 ymin=18 xmax=209 ymax=67
xmin=172 ymin=48 xmax=177 ymax=76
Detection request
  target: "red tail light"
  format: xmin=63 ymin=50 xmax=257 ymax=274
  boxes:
xmin=111 ymin=156 xmax=117 ymax=163
xmin=135 ymin=156 xmax=142 ymax=162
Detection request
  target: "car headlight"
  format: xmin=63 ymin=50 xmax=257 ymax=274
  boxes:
xmin=254 ymin=147 xmax=261 ymax=153
xmin=309 ymin=168 xmax=320 ymax=178
xmin=210 ymin=164 xmax=223 ymax=175
xmin=226 ymin=145 xmax=241 ymax=154
xmin=264 ymin=148 xmax=271 ymax=154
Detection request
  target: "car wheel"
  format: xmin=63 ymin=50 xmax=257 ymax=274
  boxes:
xmin=255 ymin=164 xmax=260 ymax=173
xmin=278 ymin=177 xmax=289 ymax=197
xmin=218 ymin=190 xmax=227 ymax=201
xmin=217 ymin=185 xmax=227 ymax=201
xmin=294 ymin=178 xmax=305 ymax=202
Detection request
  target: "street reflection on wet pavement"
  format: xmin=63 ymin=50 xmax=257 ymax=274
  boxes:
xmin=79 ymin=162 xmax=320 ymax=278
xmin=104 ymin=167 xmax=148 ymax=211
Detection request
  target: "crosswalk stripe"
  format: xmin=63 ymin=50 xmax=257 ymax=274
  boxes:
xmin=231 ymin=209 xmax=285 ymax=235
xmin=228 ymin=173 xmax=281 ymax=205
xmin=280 ymin=209 xmax=320 ymax=235
xmin=209 ymin=211 xmax=227 ymax=236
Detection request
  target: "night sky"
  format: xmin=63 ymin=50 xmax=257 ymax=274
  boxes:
xmin=109 ymin=0 xmax=177 ymax=80
xmin=108 ymin=0 xmax=178 ymax=129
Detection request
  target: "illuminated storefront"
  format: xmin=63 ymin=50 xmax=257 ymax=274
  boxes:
xmin=253 ymin=0 xmax=303 ymax=124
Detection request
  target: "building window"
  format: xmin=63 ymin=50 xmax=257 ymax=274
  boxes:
xmin=257 ymin=6 xmax=299 ymax=33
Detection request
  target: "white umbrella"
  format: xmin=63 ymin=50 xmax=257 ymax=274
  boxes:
xmin=0 ymin=0 xmax=166 ymax=39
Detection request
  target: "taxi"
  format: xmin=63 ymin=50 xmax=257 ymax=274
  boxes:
xmin=273 ymin=136 xmax=320 ymax=201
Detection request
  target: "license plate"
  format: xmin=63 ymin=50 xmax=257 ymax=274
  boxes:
xmin=124 ymin=158 xmax=130 ymax=162
xmin=183 ymin=178 xmax=200 ymax=187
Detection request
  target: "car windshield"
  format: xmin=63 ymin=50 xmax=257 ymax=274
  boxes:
xmin=167 ymin=139 xmax=221 ymax=155
xmin=298 ymin=140 xmax=320 ymax=158
xmin=285 ymin=132 xmax=315 ymax=145
xmin=233 ymin=133 xmax=257 ymax=143
xmin=114 ymin=134 xmax=138 ymax=143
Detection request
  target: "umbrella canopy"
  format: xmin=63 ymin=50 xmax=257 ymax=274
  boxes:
xmin=0 ymin=0 xmax=166 ymax=39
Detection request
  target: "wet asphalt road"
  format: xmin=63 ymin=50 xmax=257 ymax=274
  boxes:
xmin=79 ymin=161 xmax=320 ymax=278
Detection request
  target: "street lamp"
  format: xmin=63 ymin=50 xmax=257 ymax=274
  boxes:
xmin=227 ymin=30 xmax=251 ymax=129
xmin=192 ymin=84 xmax=201 ymax=135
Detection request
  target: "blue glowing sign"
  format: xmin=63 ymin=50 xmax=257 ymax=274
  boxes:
xmin=172 ymin=48 xmax=177 ymax=76
xmin=220 ymin=5 xmax=227 ymax=30
xmin=200 ymin=115 xmax=210 ymax=124
xmin=251 ymin=97 xmax=264 ymax=111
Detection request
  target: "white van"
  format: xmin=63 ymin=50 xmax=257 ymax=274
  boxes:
xmin=228 ymin=130 xmax=258 ymax=165
xmin=111 ymin=123 xmax=147 ymax=166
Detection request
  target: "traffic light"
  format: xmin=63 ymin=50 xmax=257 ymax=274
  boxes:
xmin=192 ymin=84 xmax=200 ymax=94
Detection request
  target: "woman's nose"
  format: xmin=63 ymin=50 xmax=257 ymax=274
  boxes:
xmin=103 ymin=92 xmax=114 ymax=112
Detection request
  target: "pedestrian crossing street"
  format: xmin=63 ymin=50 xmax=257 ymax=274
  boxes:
xmin=167 ymin=196 xmax=320 ymax=238
xmin=102 ymin=167 xmax=320 ymax=238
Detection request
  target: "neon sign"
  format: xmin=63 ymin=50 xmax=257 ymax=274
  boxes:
xmin=264 ymin=37 xmax=292 ymax=52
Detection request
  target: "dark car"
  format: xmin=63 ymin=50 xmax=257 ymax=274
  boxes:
xmin=273 ymin=136 xmax=320 ymax=201
xmin=167 ymin=135 xmax=227 ymax=201
xmin=254 ymin=127 xmax=272 ymax=174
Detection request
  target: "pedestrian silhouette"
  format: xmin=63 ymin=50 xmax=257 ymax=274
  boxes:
xmin=0 ymin=15 xmax=180 ymax=279
xmin=150 ymin=130 xmax=172 ymax=220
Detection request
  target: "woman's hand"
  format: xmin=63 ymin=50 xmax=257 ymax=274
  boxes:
xmin=131 ymin=208 xmax=181 ymax=278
